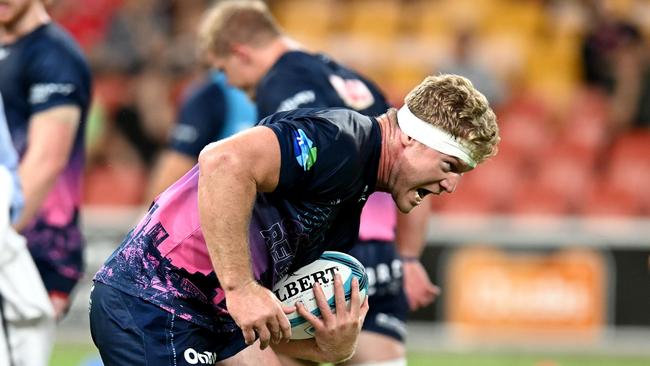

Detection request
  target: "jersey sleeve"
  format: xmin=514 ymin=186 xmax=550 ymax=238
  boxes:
xmin=168 ymin=87 xmax=226 ymax=158
xmin=25 ymin=44 xmax=90 ymax=114
xmin=263 ymin=113 xmax=366 ymax=198
xmin=256 ymin=72 xmax=330 ymax=119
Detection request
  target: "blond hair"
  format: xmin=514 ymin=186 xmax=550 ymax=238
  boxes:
xmin=198 ymin=0 xmax=282 ymax=56
xmin=404 ymin=74 xmax=499 ymax=164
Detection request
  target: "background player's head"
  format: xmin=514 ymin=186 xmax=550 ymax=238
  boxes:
xmin=386 ymin=74 xmax=500 ymax=213
xmin=0 ymin=0 xmax=48 ymax=30
xmin=198 ymin=0 xmax=283 ymax=94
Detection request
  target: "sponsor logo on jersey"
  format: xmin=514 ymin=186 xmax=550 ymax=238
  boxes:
xmin=293 ymin=129 xmax=317 ymax=171
xmin=183 ymin=348 xmax=218 ymax=365
xmin=329 ymin=75 xmax=375 ymax=110
xmin=0 ymin=47 xmax=9 ymax=60
xmin=277 ymin=90 xmax=316 ymax=112
xmin=29 ymin=83 xmax=75 ymax=104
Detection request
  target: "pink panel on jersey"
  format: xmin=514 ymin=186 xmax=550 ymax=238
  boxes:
xmin=153 ymin=167 xmax=214 ymax=276
xmin=358 ymin=192 xmax=396 ymax=242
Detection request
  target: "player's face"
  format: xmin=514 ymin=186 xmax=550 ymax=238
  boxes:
xmin=390 ymin=141 xmax=469 ymax=213
xmin=0 ymin=0 xmax=31 ymax=26
xmin=210 ymin=53 xmax=258 ymax=95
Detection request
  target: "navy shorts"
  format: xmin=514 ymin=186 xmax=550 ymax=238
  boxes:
xmin=89 ymin=281 xmax=248 ymax=365
xmin=348 ymin=240 xmax=408 ymax=342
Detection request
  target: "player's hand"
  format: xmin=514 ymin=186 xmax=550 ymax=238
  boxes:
xmin=296 ymin=273 xmax=369 ymax=363
xmin=225 ymin=280 xmax=294 ymax=349
xmin=50 ymin=292 xmax=70 ymax=321
xmin=403 ymin=260 xmax=440 ymax=311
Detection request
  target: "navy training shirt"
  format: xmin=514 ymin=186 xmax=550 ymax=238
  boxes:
xmin=0 ymin=22 xmax=92 ymax=293
xmin=256 ymin=51 xmax=389 ymax=119
xmin=169 ymin=71 xmax=256 ymax=158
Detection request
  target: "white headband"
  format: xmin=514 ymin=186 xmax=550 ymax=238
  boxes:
xmin=397 ymin=105 xmax=477 ymax=168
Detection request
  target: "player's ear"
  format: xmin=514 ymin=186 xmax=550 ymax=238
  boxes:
xmin=399 ymin=129 xmax=414 ymax=147
xmin=231 ymin=43 xmax=253 ymax=63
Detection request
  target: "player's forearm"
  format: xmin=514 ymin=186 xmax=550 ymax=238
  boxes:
xmin=145 ymin=150 xmax=196 ymax=204
xmin=13 ymin=153 xmax=66 ymax=231
xmin=272 ymin=339 xmax=353 ymax=364
xmin=198 ymin=148 xmax=257 ymax=291
xmin=395 ymin=195 xmax=431 ymax=258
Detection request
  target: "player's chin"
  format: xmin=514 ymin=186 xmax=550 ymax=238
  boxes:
xmin=396 ymin=197 xmax=415 ymax=214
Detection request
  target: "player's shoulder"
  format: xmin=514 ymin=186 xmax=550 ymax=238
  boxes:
xmin=26 ymin=23 xmax=90 ymax=68
xmin=262 ymin=108 xmax=373 ymax=135
xmin=263 ymin=51 xmax=327 ymax=83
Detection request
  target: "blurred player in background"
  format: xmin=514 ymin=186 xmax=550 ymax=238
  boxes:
xmin=0 ymin=0 xmax=92 ymax=320
xmin=199 ymin=1 xmax=439 ymax=364
xmin=146 ymin=68 xmax=256 ymax=201
xmin=89 ymin=73 xmax=499 ymax=365
xmin=0 ymin=91 xmax=55 ymax=366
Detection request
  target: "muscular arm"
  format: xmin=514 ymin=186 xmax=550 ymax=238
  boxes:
xmin=198 ymin=126 xmax=292 ymax=348
xmin=145 ymin=150 xmax=196 ymax=203
xmin=14 ymin=105 xmax=80 ymax=231
xmin=198 ymin=126 xmax=280 ymax=290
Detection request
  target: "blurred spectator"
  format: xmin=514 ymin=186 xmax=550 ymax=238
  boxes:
xmin=581 ymin=0 xmax=650 ymax=132
xmin=438 ymin=28 xmax=506 ymax=108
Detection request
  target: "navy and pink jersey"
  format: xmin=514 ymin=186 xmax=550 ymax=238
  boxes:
xmin=0 ymin=23 xmax=92 ymax=293
xmin=256 ymin=50 xmax=396 ymax=242
xmin=95 ymin=108 xmax=381 ymax=332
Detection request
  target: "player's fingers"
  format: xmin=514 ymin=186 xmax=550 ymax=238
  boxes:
xmin=268 ymin=317 xmax=281 ymax=344
xmin=296 ymin=300 xmax=323 ymax=329
xmin=312 ymin=282 xmax=335 ymax=323
xmin=283 ymin=304 xmax=297 ymax=314
xmin=242 ymin=326 xmax=256 ymax=345
xmin=256 ymin=325 xmax=271 ymax=350
xmin=333 ymin=273 xmax=347 ymax=314
xmin=359 ymin=296 xmax=370 ymax=321
xmin=276 ymin=312 xmax=292 ymax=343
xmin=349 ymin=277 xmax=360 ymax=314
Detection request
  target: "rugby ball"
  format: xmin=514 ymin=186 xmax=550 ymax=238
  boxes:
xmin=272 ymin=251 xmax=368 ymax=339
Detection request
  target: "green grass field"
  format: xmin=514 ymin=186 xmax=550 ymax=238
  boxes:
xmin=50 ymin=343 xmax=650 ymax=366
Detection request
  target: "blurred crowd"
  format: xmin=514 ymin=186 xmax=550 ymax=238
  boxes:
xmin=49 ymin=0 xmax=650 ymax=216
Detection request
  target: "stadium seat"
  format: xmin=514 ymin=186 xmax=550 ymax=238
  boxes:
xmin=531 ymin=143 xmax=599 ymax=210
xmin=578 ymin=183 xmax=643 ymax=217
xmin=601 ymin=131 xmax=650 ymax=213
xmin=271 ymin=0 xmax=337 ymax=51
xmin=510 ymin=182 xmax=572 ymax=216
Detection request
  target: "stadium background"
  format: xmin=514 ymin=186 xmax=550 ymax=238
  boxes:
xmin=40 ymin=0 xmax=649 ymax=365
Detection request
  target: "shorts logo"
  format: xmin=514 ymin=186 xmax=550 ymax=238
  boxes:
xmin=183 ymin=348 xmax=217 ymax=364
xmin=293 ymin=129 xmax=317 ymax=171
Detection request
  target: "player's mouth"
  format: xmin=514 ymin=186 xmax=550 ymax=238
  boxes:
xmin=415 ymin=188 xmax=433 ymax=204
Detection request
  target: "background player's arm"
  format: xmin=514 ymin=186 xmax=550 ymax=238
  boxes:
xmin=13 ymin=105 xmax=80 ymax=231
xmin=395 ymin=196 xmax=440 ymax=310
xmin=198 ymin=126 xmax=292 ymax=349
xmin=145 ymin=151 xmax=196 ymax=203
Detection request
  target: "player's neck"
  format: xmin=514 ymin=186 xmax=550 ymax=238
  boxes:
xmin=0 ymin=5 xmax=50 ymax=44
xmin=375 ymin=111 xmax=399 ymax=191
xmin=260 ymin=36 xmax=302 ymax=72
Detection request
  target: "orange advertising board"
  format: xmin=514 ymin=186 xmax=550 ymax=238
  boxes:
xmin=445 ymin=246 xmax=608 ymax=343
